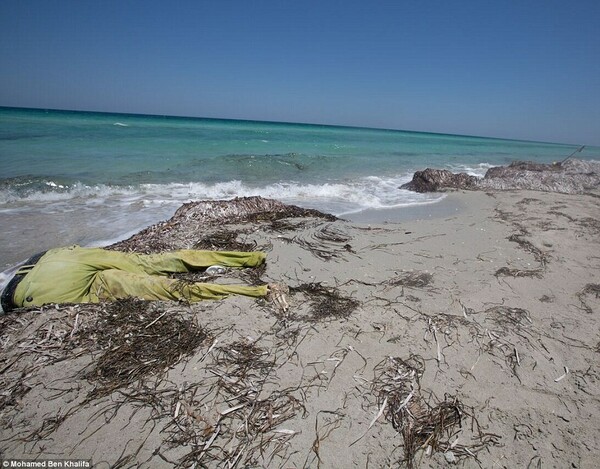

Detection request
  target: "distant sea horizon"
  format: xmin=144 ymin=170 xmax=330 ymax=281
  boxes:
xmin=1 ymin=105 xmax=589 ymax=147
xmin=1 ymin=106 xmax=598 ymax=270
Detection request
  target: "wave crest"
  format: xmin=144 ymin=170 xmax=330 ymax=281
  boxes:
xmin=0 ymin=175 xmax=443 ymax=215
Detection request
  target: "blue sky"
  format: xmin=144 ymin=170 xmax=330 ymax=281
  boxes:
xmin=1 ymin=0 xmax=599 ymax=144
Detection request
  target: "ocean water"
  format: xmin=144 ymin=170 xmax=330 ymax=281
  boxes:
xmin=1 ymin=106 xmax=598 ymax=269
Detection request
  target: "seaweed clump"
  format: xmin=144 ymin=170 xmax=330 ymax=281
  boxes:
xmin=507 ymin=233 xmax=549 ymax=266
xmin=108 ymin=197 xmax=336 ymax=254
xmin=371 ymin=355 xmax=499 ymax=468
xmin=494 ymin=231 xmax=549 ymax=278
xmin=193 ymin=230 xmax=257 ymax=252
xmin=289 ymin=283 xmax=360 ymax=322
xmin=78 ymin=298 xmax=210 ymax=398
xmin=388 ymin=271 xmax=434 ymax=289
xmin=495 ymin=266 xmax=544 ymax=279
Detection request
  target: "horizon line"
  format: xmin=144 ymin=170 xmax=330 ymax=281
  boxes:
xmin=0 ymin=105 xmax=584 ymax=148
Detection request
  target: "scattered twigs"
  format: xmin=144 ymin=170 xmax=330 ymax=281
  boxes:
xmin=138 ymin=332 xmax=309 ymax=468
xmin=349 ymin=396 xmax=388 ymax=447
xmin=465 ymin=305 xmax=539 ymax=380
xmin=369 ymin=356 xmax=499 ymax=468
xmin=554 ymin=366 xmax=570 ymax=382
xmin=307 ymin=410 xmax=345 ymax=469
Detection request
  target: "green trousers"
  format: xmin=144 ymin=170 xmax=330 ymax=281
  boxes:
xmin=13 ymin=246 xmax=268 ymax=308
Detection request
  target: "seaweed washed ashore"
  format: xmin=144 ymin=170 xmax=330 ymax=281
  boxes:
xmin=401 ymin=158 xmax=600 ymax=194
xmin=1 ymin=188 xmax=599 ymax=468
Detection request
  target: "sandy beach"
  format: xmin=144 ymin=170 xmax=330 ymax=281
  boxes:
xmin=1 ymin=188 xmax=598 ymax=468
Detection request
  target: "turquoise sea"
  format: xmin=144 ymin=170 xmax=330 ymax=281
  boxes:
xmin=1 ymin=107 xmax=598 ymax=268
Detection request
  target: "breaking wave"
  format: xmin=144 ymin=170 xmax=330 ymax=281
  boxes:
xmin=0 ymin=174 xmax=444 ymax=216
xmin=447 ymin=162 xmax=495 ymax=177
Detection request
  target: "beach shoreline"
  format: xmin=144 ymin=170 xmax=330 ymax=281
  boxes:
xmin=343 ymin=192 xmax=463 ymax=224
xmin=1 ymin=189 xmax=599 ymax=468
xmin=0 ymin=195 xmax=457 ymax=270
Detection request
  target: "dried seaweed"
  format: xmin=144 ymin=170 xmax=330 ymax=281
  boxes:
xmin=211 ymin=338 xmax=275 ymax=398
xmin=424 ymin=313 xmax=472 ymax=355
xmin=372 ymin=355 xmax=425 ymax=433
xmin=402 ymin=158 xmax=600 ymax=194
xmin=508 ymin=233 xmax=549 ymax=266
xmin=25 ymin=407 xmax=80 ymax=441
xmin=547 ymin=210 xmax=577 ymax=222
xmin=80 ymin=299 xmax=210 ymax=399
xmin=577 ymin=283 xmax=600 ymax=314
xmin=108 ymin=196 xmax=336 ymax=254
xmin=578 ymin=217 xmax=600 ymax=233
xmin=388 ymin=272 xmax=434 ymax=289
xmin=161 ymin=337 xmax=304 ymax=468
xmin=486 ymin=306 xmax=532 ymax=330
xmin=237 ymin=261 xmax=267 ymax=286
xmin=267 ymin=218 xmax=316 ymax=233
xmin=371 ymin=356 xmax=499 ymax=468
xmin=495 ymin=267 xmax=544 ymax=278
xmin=0 ymin=313 xmax=32 ymax=341
xmin=463 ymin=305 xmax=539 ymax=380
xmin=494 ymin=230 xmax=549 ymax=278
xmin=275 ymin=223 xmax=353 ymax=261
xmin=308 ymin=410 xmax=345 ymax=468
xmin=516 ymin=198 xmax=541 ymax=206
xmin=290 ymin=283 xmax=360 ymax=322
xmin=313 ymin=225 xmax=351 ymax=244
xmin=548 ymin=211 xmax=600 ymax=234
xmin=0 ymin=369 xmax=32 ymax=410
xmin=193 ymin=230 xmax=256 ymax=252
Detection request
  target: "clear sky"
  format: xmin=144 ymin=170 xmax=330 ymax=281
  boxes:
xmin=1 ymin=0 xmax=599 ymax=145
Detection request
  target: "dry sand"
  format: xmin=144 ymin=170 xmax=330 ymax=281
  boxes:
xmin=1 ymin=190 xmax=599 ymax=468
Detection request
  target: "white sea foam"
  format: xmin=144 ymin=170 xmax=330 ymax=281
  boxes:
xmin=0 ymin=174 xmax=446 ymax=266
xmin=46 ymin=181 xmax=66 ymax=189
xmin=0 ymin=181 xmax=136 ymax=205
xmin=134 ymin=174 xmax=440 ymax=215
xmin=447 ymin=162 xmax=495 ymax=177
xmin=0 ymin=174 xmax=442 ymax=216
xmin=113 ymin=122 xmax=129 ymax=127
